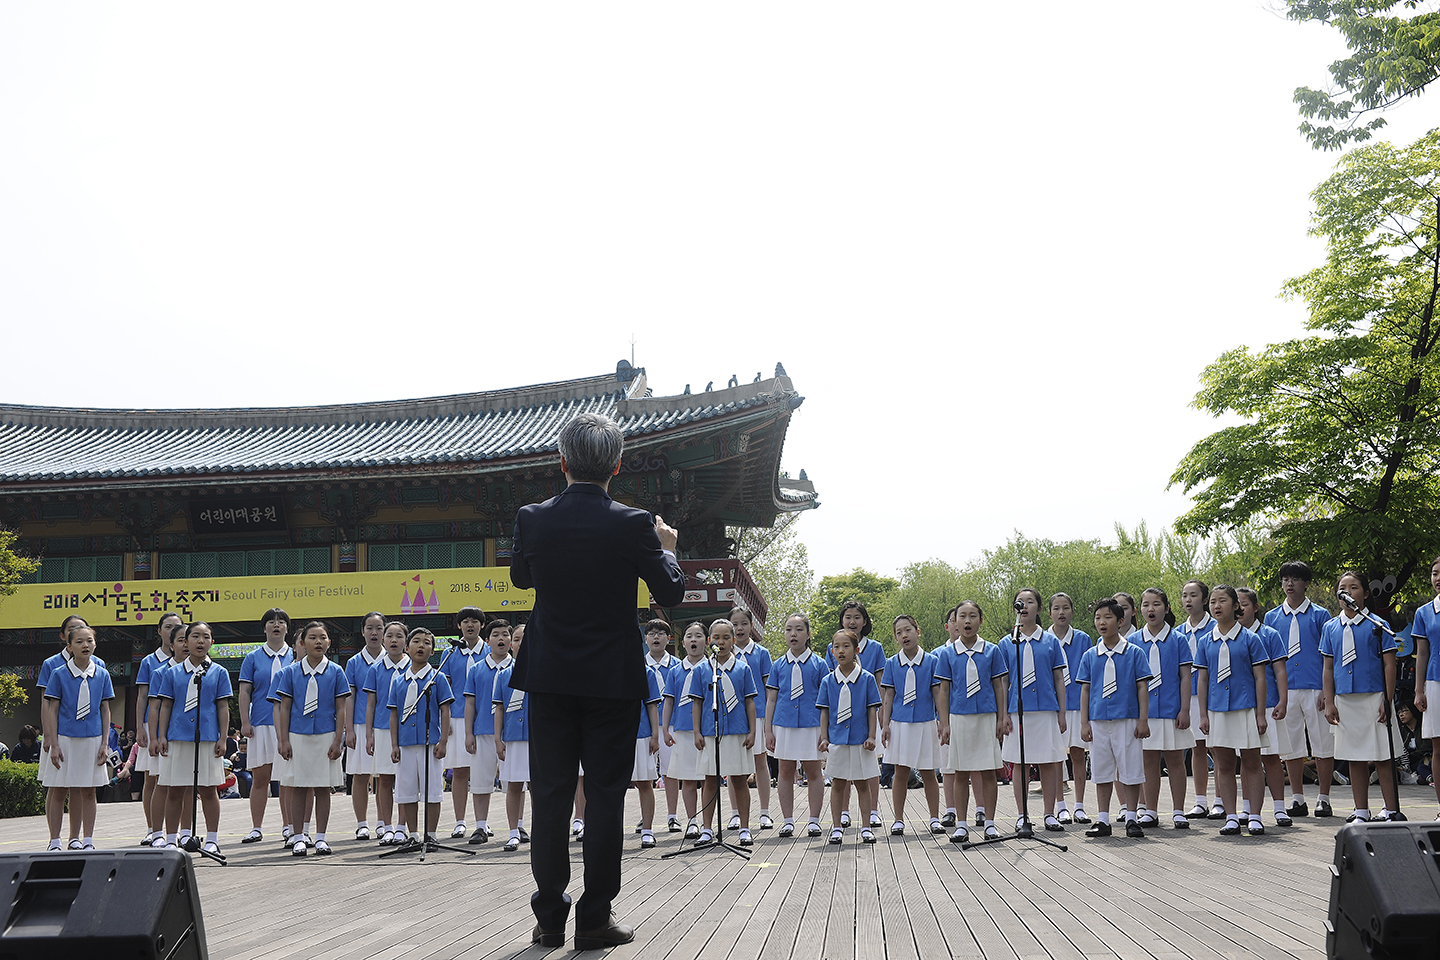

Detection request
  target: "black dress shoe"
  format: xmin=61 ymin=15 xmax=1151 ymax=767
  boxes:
xmin=1287 ymin=800 xmax=1309 ymax=818
xmin=1315 ymin=799 xmax=1334 ymax=818
xmin=518 ymin=827 xmax=531 ymax=843
xmin=1084 ymin=821 xmax=1111 ymax=838
xmin=575 ymin=913 xmax=635 ymax=950
xmin=941 ymin=811 xmax=957 ymax=828
xmin=1125 ymin=820 xmax=1145 ymax=839
xmin=532 ymin=925 xmax=565 ymax=948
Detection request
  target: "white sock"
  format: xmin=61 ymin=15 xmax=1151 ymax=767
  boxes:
xmin=1241 ymin=800 xmax=1251 ymax=815
xmin=1379 ymin=809 xmax=1392 ymax=819
xmin=1074 ymin=802 xmax=1085 ymax=812
xmin=784 ymin=817 xmax=794 ymax=825
xmin=315 ymin=833 xmax=325 ymax=843
xmin=1318 ymin=793 xmax=1331 ymax=804
xmin=476 ymin=819 xmax=487 ymax=831
xmin=178 ymin=829 xmax=192 ymax=842
xmin=376 ymin=820 xmax=386 ymax=831
xmin=1056 ymin=800 xmax=1067 ymax=811
xmin=1274 ymin=800 xmax=1286 ymax=814
xmin=510 ymin=828 xmax=520 ymax=840
xmin=1292 ymin=793 xmax=1304 ymax=804
xmin=946 ymin=807 xmax=956 ymax=816
xmin=975 ymin=806 xmax=986 ymax=817
xmin=761 ymin=808 xmax=770 ymax=817
xmin=82 ymin=835 xmax=93 ymax=846
xmin=984 ymin=819 xmax=995 ymax=829
xmin=1123 ymin=809 xmax=1135 ymax=823
xmin=517 ymin=819 xmax=525 ymax=830
xmin=1196 ymin=795 xmax=1208 ymax=807
xmin=642 ymin=828 xmax=654 ymax=838
xmin=842 ymin=809 xmax=851 ymax=818
xmin=166 ymin=833 xmax=177 ymax=844
xmin=869 ymin=809 xmax=879 ymax=819
xmin=357 ymin=820 xmax=367 ymax=830
xmin=455 ymin=820 xmax=465 ymax=829
xmin=1173 ymin=809 xmax=1185 ymax=820
xmin=808 ymin=817 xmax=819 ymax=825
xmin=302 ymin=822 xmax=311 ymax=837
xmin=1098 ymin=812 xmax=1110 ymax=824
xmin=206 ymin=832 xmax=217 ymax=843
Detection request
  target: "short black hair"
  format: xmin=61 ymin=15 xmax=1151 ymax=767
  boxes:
xmin=1278 ymin=560 xmax=1314 ymax=583
xmin=1092 ymin=598 xmax=1126 ymax=621
xmin=261 ymin=607 xmax=290 ymax=629
xmin=483 ymin=619 xmax=511 ymax=640
xmin=645 ymin=619 xmax=673 ymax=636
xmin=456 ymin=606 xmax=487 ymax=625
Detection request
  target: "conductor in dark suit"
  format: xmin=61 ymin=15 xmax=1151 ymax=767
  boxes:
xmin=510 ymin=412 xmax=686 ymax=950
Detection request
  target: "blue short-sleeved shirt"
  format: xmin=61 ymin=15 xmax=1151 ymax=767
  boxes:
xmin=1053 ymin=628 xmax=1093 ymax=711
xmin=444 ymin=644 xmax=487 ymax=719
xmin=1410 ymin=598 xmax=1440 ymax=684
xmin=463 ymin=654 xmax=513 ymax=737
xmin=766 ymin=650 xmax=828 ymax=729
xmin=44 ymin=659 xmax=115 ymax=739
xmin=135 ymin=648 xmax=171 ymax=725
xmin=238 ymin=644 xmax=293 ymax=727
xmin=1001 ymin=630 xmax=1064 ymax=714
xmin=270 ymin=657 xmax=351 ymax=736
xmin=1197 ymin=624 xmax=1270 ymax=712
xmin=666 ymin=659 xmax=706 ymax=733
xmin=1320 ymin=610 xmax=1397 ymax=695
xmin=157 ymin=659 xmax=233 ymax=743
xmin=364 ymin=655 xmax=410 ymax=731
xmin=1180 ymin=616 xmax=1216 ymax=695
xmin=637 ymin=667 xmax=664 ymax=740
xmin=39 ymin=649 xmax=107 ymax=697
xmin=935 ymin=638 xmax=1008 ymax=716
xmin=386 ymin=665 xmax=454 ymax=747
xmin=690 ymin=656 xmax=758 ymax=737
xmin=492 ymin=666 xmax=529 ymax=743
xmin=880 ymin=650 xmax=941 ymax=724
xmin=815 ymin=666 xmax=883 ymax=746
xmin=735 ymin=641 xmax=773 ymax=719
xmin=825 ymin=636 xmax=886 ymax=682
xmin=345 ymin=648 xmax=384 ymax=731
xmin=1075 ymin=638 xmax=1153 ymax=721
xmin=1135 ymin=624 xmax=1192 ymax=721
xmin=1264 ymin=599 xmax=1331 ymax=691
xmin=1252 ymin=622 xmax=1288 ymax=709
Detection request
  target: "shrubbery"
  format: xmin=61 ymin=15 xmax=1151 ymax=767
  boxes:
xmin=0 ymin=760 xmax=45 ymax=818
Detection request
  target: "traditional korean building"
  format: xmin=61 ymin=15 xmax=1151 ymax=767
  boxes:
xmin=0 ymin=361 xmax=818 ymax=739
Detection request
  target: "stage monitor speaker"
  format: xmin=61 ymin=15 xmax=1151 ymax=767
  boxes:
xmin=1327 ymin=822 xmax=1440 ymax=959
xmin=0 ymin=848 xmax=206 ymax=960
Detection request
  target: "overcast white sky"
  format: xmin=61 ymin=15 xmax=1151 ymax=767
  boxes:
xmin=2 ymin=3 xmax=1434 ymax=581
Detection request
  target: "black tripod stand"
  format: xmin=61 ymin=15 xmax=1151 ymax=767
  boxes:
xmin=181 ymin=664 xmax=226 ymax=865
xmin=965 ymin=604 xmax=1067 ymax=852
xmin=1336 ymin=593 xmax=1406 ymax=822
xmin=663 ymin=650 xmax=750 ymax=861
xmin=381 ymin=644 xmax=476 ymax=861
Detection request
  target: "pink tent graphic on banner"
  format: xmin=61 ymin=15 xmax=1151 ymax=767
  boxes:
xmin=399 ymin=574 xmax=422 ymax=615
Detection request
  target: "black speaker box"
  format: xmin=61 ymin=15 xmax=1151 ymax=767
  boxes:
xmin=1328 ymin=822 xmax=1440 ymax=959
xmin=0 ymin=848 xmax=206 ymax=960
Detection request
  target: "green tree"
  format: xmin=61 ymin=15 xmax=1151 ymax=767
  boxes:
xmin=0 ymin=525 xmax=38 ymax=603
xmin=1172 ymin=132 xmax=1440 ymax=600
xmin=808 ymin=568 xmax=899 ymax=643
xmin=1288 ymin=1 xmax=1440 ymax=150
xmin=732 ymin=518 xmax=815 ymax=653
xmin=0 ymin=676 xmax=26 ymax=719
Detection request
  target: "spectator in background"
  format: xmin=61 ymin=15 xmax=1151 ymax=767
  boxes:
xmin=232 ymin=738 xmax=252 ymax=798
xmin=1397 ymin=700 xmax=1431 ymax=785
xmin=11 ymin=726 xmax=41 ymax=764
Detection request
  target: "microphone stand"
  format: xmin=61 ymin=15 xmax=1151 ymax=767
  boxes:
xmin=1337 ymin=595 xmax=1407 ymax=822
xmin=663 ymin=647 xmax=749 ymax=861
xmin=381 ymin=641 xmax=476 ymax=861
xmin=964 ymin=609 xmax=1067 ymax=852
xmin=185 ymin=664 xmax=226 ymax=865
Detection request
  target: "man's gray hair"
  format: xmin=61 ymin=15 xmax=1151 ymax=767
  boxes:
xmin=557 ymin=412 xmax=625 ymax=484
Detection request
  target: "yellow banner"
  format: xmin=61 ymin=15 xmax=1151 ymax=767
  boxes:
xmin=0 ymin=567 xmax=650 ymax=630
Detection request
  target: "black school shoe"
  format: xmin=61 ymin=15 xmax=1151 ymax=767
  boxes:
xmin=1084 ymin=821 xmax=1112 ymax=838
xmin=941 ymin=812 xmax=957 ymax=828
xmin=1125 ymin=820 xmax=1145 ymax=839
xmin=1219 ymin=819 xmax=1242 ymax=836
xmin=1287 ymin=800 xmax=1309 ymax=818
xmin=1315 ymin=799 xmax=1334 ymax=818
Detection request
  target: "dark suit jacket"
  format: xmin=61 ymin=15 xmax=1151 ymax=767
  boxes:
xmin=509 ymin=483 xmax=686 ymax=701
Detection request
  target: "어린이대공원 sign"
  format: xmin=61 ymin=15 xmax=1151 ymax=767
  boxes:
xmin=0 ymin=567 xmax=651 ymax=630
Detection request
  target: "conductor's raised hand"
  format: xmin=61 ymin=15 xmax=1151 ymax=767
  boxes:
xmin=654 ymin=515 xmax=679 ymax=553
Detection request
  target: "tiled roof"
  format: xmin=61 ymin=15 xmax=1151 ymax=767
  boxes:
xmin=0 ymin=366 xmax=812 ymax=503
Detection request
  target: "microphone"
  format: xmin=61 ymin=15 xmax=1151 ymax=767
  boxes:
xmin=1013 ymin=599 xmax=1027 ymax=613
xmin=1337 ymin=590 xmax=1357 ymax=609
xmin=708 ymin=642 xmax=722 ymax=656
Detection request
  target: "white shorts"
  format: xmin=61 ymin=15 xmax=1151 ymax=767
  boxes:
xmin=450 ymin=718 xmax=476 ymax=772
xmin=948 ymin=712 xmax=1002 ymax=773
xmin=1422 ymin=681 xmax=1440 ymax=739
xmin=886 ymin=720 xmax=941 ymax=770
xmin=47 ymin=735 xmax=110 ymax=788
xmin=1189 ymin=695 xmax=1206 ymax=741
xmin=667 ymin=733 xmax=704 ymax=781
xmin=499 ymin=740 xmax=530 ymax=784
xmin=1260 ymin=707 xmax=1293 ymax=757
xmin=772 ymin=725 xmax=821 ymax=763
xmin=632 ymin=738 xmax=660 ymax=783
xmin=1208 ymin=708 xmax=1264 ymax=751
xmin=1282 ymin=687 xmax=1336 ymax=760
xmin=1140 ymin=717 xmax=1196 ymax=753
xmin=1087 ymin=719 xmax=1145 ymax=786
xmin=1334 ymin=692 xmax=1401 ymax=762
xmin=247 ymin=724 xmax=279 ymax=768
xmin=346 ymin=721 xmax=375 ymax=776
xmin=395 ymin=743 xmax=445 ymax=803
xmin=159 ymin=741 xmax=225 ymax=788
xmin=288 ymin=733 xmax=344 ymax=788
xmin=1001 ymin=711 xmax=1065 ymax=764
xmin=370 ymin=726 xmax=398 ymax=777
xmin=469 ymin=736 xmax=500 ymax=792
xmin=1061 ymin=709 xmax=1087 ymax=750
xmin=825 ymin=743 xmax=881 ymax=782
xmin=699 ymin=734 xmax=753 ymax=778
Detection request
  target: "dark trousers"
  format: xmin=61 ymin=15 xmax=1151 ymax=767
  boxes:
xmin=529 ymin=692 xmax=641 ymax=931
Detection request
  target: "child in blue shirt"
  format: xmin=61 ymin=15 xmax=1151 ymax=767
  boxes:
xmin=343 ymin=611 xmax=386 ymax=840
xmin=1411 ymin=554 xmax=1440 ymax=819
xmin=364 ymin=621 xmax=410 ymax=845
xmin=1049 ymin=592 xmax=1093 ymax=827
xmin=935 ymin=600 xmax=1010 ymax=843
xmin=643 ymin=619 xmax=683 ymax=832
xmin=1001 ymin=588 xmax=1068 ymax=833
xmin=237 ymin=608 xmax=294 ymax=844
xmin=40 ymin=622 xmax=114 ymax=852
xmin=690 ymin=619 xmax=759 ymax=846
xmin=1196 ymin=586 xmax=1270 ymax=836
xmin=1076 ymin=600 xmax=1152 ymax=839
xmin=631 ymin=665 xmax=664 ymax=848
xmin=37 ymin=615 xmax=105 ymax=849
xmin=879 ymin=615 xmax=943 ymax=836
xmin=824 ymin=602 xmax=886 ymax=830
xmin=155 ymin=622 xmax=233 ymax=855
xmin=1238 ymin=588 xmax=1294 ymax=827
xmin=443 ymin=606 xmax=489 ymax=839
xmin=1135 ymin=588 xmax=1193 ymax=830
xmin=765 ymin=613 xmax=828 ymax=838
xmin=135 ymin=612 xmax=182 ymax=847
xmin=387 ymin=627 xmax=452 ymax=849
xmin=817 ymin=629 xmax=883 ymax=845
xmin=462 ymin=619 xmax=513 ymax=845
xmin=1322 ymin=571 xmax=1401 ymax=822
xmin=492 ymin=663 xmax=530 ymax=851
xmin=1265 ymin=559 xmax=1337 ymax=819
xmin=730 ymin=606 xmax=774 ymax=830
xmin=272 ymin=621 xmax=352 ymax=856
xmin=662 ymin=622 xmax=708 ymax=840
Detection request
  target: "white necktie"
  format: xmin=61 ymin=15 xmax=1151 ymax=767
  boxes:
xmin=1021 ymin=640 xmax=1036 ymax=688
xmin=1055 ymin=632 xmax=1072 ymax=685
xmin=506 ymin=687 xmax=525 ymax=713
xmin=402 ymin=675 xmax=419 ymax=722
xmin=185 ymin=667 xmax=200 ymax=714
xmin=1288 ymin=612 xmax=1302 ymax=658
xmin=718 ymin=664 xmax=738 ymax=713
xmin=1342 ymin=618 xmax=1358 ymax=666
xmin=790 ymin=660 xmax=804 ymax=701
xmin=903 ymin=664 xmax=917 ymax=705
xmin=1148 ymin=640 xmax=1162 ymax=692
xmin=836 ymin=678 xmax=852 ymax=724
xmin=1216 ymin=638 xmax=1231 ymax=683
xmin=1102 ymin=650 xmax=1117 ymax=699
xmin=1188 ymin=627 xmax=1199 ymax=660
xmin=76 ymin=675 xmax=91 ymax=721
xmin=304 ymin=664 xmax=320 ymax=716
xmin=965 ymin=650 xmax=981 ymax=699
xmin=270 ymin=653 xmax=283 ymax=683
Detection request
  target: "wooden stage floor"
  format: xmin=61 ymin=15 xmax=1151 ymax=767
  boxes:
xmin=5 ymin=781 xmax=1432 ymax=959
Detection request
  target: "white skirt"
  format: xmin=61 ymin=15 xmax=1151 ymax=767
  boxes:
xmin=1334 ymin=692 xmax=1401 ymax=762
xmin=753 ymin=734 xmax=768 ymax=757
xmin=1140 ymin=717 xmax=1196 ymax=753
xmin=825 ymin=743 xmax=880 ymax=782
xmin=666 ymin=734 xmax=704 ymax=781
xmin=450 ymin=718 xmax=476 ymax=769
xmin=48 ymin=735 xmax=109 ymax=788
xmin=38 ymin=743 xmax=50 ymax=786
xmin=632 ymin=739 xmax=660 ymax=783
xmin=288 ymin=733 xmax=344 ymax=788
xmin=134 ymin=737 xmax=158 ymax=775
xmin=1061 ymin=709 xmax=1087 ymax=750
xmin=370 ymin=726 xmax=398 ymax=777
xmin=247 ymin=724 xmax=279 ymax=768
xmin=1208 ymin=708 xmax=1264 ymax=751
xmin=1001 ymin=711 xmax=1065 ymax=764
xmin=1282 ymin=687 xmax=1335 ymax=760
xmin=699 ymin=734 xmax=753 ymax=778
xmin=1189 ymin=696 xmax=1206 ymax=741
xmin=1259 ymin=709 xmax=1293 ymax=757
xmin=469 ymin=737 xmax=500 ymax=792
xmin=499 ymin=740 xmax=530 ymax=784
xmin=1088 ymin=719 xmax=1145 ymax=786
xmin=346 ymin=721 xmax=375 ymax=776
xmin=159 ymin=741 xmax=225 ymax=787
xmin=772 ymin=725 xmax=821 ymax=763
xmin=886 ymin=720 xmax=941 ymax=770
xmin=949 ymin=712 xmax=1003 ymax=773
xmin=1423 ymin=681 xmax=1440 ymax=739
